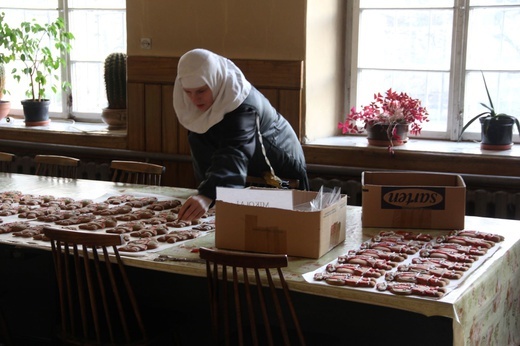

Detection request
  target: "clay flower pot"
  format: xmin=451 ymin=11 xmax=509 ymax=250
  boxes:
xmin=366 ymin=123 xmax=409 ymax=147
xmin=479 ymin=116 xmax=514 ymax=151
xmin=0 ymin=100 xmax=10 ymax=121
xmin=21 ymin=99 xmax=51 ymax=126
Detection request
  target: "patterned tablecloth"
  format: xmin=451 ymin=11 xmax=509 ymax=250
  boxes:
xmin=153 ymin=208 xmax=520 ymax=346
xmin=0 ymin=173 xmax=519 ymax=346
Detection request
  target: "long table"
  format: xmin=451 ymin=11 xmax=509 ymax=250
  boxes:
xmin=0 ymin=173 xmax=519 ymax=345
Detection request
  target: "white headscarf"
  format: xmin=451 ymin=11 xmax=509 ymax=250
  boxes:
xmin=173 ymin=49 xmax=252 ymax=134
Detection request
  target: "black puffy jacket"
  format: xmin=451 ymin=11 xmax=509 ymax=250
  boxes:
xmin=188 ymin=87 xmax=309 ymax=200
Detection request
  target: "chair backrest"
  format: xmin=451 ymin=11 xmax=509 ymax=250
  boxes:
xmin=34 ymin=155 xmax=80 ymax=178
xmin=43 ymin=226 xmax=148 ymax=345
xmin=0 ymin=152 xmax=15 ymax=173
xmin=110 ymin=160 xmax=165 ymax=185
xmin=198 ymin=247 xmax=305 ymax=346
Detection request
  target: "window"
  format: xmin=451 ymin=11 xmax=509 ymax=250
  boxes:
xmin=348 ymin=0 xmax=520 ymax=142
xmin=0 ymin=0 xmax=126 ymax=121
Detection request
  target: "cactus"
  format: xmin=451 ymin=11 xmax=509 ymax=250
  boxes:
xmin=104 ymin=52 xmax=127 ymax=109
xmin=0 ymin=64 xmax=5 ymax=100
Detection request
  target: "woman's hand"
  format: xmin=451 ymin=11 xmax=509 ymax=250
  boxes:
xmin=177 ymin=194 xmax=213 ymax=221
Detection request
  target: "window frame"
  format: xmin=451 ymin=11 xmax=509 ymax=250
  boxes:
xmin=0 ymin=1 xmax=126 ymax=122
xmin=345 ymin=0 xmax=520 ymax=143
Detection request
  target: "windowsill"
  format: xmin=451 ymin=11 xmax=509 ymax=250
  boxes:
xmin=0 ymin=115 xmax=127 ymax=150
xmin=0 ymin=116 xmax=126 ymax=136
xmin=305 ymin=136 xmax=520 ymax=158
xmin=303 ymin=136 xmax=520 ymax=178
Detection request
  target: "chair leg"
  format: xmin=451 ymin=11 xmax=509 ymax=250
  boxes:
xmin=0 ymin=307 xmax=13 ymax=346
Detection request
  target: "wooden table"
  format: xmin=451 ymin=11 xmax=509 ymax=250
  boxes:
xmin=0 ymin=173 xmax=519 ymax=346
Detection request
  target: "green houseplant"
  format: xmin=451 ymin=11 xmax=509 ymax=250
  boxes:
xmin=0 ymin=13 xmax=74 ymax=125
xmin=101 ymin=52 xmax=127 ymax=130
xmin=458 ymin=72 xmax=520 ymax=150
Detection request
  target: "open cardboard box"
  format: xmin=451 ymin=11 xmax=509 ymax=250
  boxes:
xmin=362 ymin=171 xmax=466 ymax=230
xmin=215 ymin=187 xmax=347 ymax=259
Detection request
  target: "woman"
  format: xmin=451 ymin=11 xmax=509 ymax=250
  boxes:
xmin=173 ymin=49 xmax=309 ymax=221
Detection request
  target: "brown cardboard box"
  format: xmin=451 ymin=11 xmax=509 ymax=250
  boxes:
xmin=215 ymin=189 xmax=347 ymax=258
xmin=362 ymin=171 xmax=466 ymax=229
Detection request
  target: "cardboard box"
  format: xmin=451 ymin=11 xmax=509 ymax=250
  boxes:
xmin=215 ymin=188 xmax=347 ymax=259
xmin=362 ymin=171 xmax=466 ymax=230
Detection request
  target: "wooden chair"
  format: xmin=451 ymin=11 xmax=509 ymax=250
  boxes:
xmin=34 ymin=155 xmax=80 ymax=178
xmin=0 ymin=152 xmax=15 ymax=173
xmin=43 ymin=226 xmax=155 ymax=345
xmin=111 ymin=160 xmax=166 ymax=185
xmin=198 ymin=247 xmax=306 ymax=346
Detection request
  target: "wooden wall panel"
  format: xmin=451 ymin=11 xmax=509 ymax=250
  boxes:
xmin=258 ymin=88 xmax=279 ymax=109
xmin=279 ymin=89 xmax=302 ymax=137
xmin=127 ymin=56 xmax=178 ymax=84
xmin=161 ymin=85 xmax=178 ymax=154
xmin=144 ymin=84 xmax=163 ymax=152
xmin=127 ymin=82 xmax=146 ymax=151
xmin=233 ymin=60 xmax=303 ymax=89
xmin=177 ymin=127 xmax=191 ymax=155
xmin=127 ymin=56 xmax=303 ymax=89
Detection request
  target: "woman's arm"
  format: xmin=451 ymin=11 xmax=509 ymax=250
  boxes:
xmin=193 ymin=107 xmax=258 ymax=200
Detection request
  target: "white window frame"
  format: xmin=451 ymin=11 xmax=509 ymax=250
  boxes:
xmin=0 ymin=1 xmax=126 ymax=122
xmin=345 ymin=0 xmax=520 ymax=143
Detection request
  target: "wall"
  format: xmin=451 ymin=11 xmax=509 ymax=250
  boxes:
xmin=126 ymin=0 xmax=306 ymax=60
xmin=126 ymin=0 xmax=344 ymax=141
xmin=304 ymin=0 xmax=344 ymax=141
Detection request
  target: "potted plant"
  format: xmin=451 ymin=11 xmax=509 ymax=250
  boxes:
xmin=101 ymin=52 xmax=127 ymax=130
xmin=0 ymin=63 xmax=10 ymax=122
xmin=0 ymin=13 xmax=74 ymax=126
xmin=338 ymin=89 xmax=429 ymax=151
xmin=0 ymin=13 xmax=13 ymax=122
xmin=458 ymin=72 xmax=520 ymax=150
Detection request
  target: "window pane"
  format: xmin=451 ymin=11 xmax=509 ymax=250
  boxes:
xmin=1 ymin=3 xmax=126 ymax=119
xmin=69 ymin=10 xmax=126 ymax=61
xmin=357 ymin=70 xmax=449 ymax=132
xmin=0 ymin=1 xmax=57 ymax=9
xmin=70 ymin=62 xmax=105 ymax=113
xmin=357 ymin=7 xmax=453 ymax=136
xmin=0 ymin=8 xmax=65 ymax=114
xmin=68 ymin=8 xmax=126 ymax=116
xmin=463 ymin=3 xmax=520 ymax=136
xmin=359 ymin=9 xmax=452 ymax=70
xmin=466 ymin=7 xmax=520 ymax=70
xmin=463 ymin=71 xmax=520 ymax=133
xmin=471 ymin=0 xmax=520 ymax=5
xmin=69 ymin=0 xmax=125 ymax=9
xmin=360 ymin=0 xmax=454 ymax=8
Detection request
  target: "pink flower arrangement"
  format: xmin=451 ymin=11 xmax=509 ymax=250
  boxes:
xmin=338 ymin=89 xmax=429 ymax=136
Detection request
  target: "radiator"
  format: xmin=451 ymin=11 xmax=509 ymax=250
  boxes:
xmin=11 ymin=156 xmax=112 ymax=181
xmin=7 ymin=157 xmax=520 ymax=221
xmin=466 ymin=189 xmax=520 ymax=220
xmin=309 ymin=178 xmax=363 ymax=207
xmin=309 ymin=177 xmax=520 ymax=221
